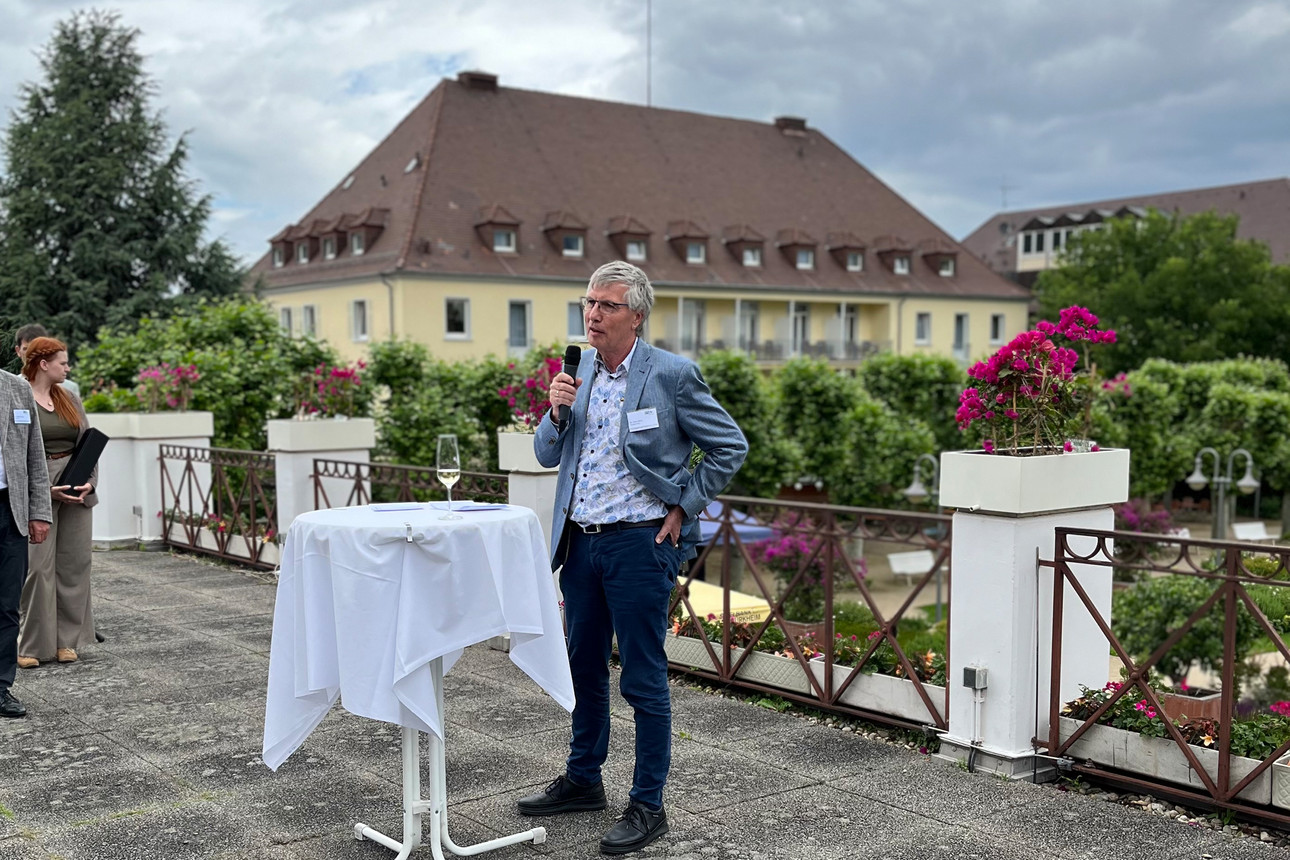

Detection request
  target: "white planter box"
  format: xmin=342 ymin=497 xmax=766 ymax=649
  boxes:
xmin=498 ymin=431 xmax=558 ymax=474
xmin=89 ymin=410 xmax=215 ymax=440
xmin=267 ymin=417 xmax=376 ymax=452
xmin=664 ymin=634 xmax=715 ymax=669
xmin=662 ymin=635 xmax=811 ymax=694
xmin=1273 ymin=757 xmax=1290 ymax=810
xmin=808 ymin=662 xmax=946 ymax=723
xmin=940 ymin=448 xmax=1130 ymax=515
xmin=1059 ymin=717 xmax=1271 ymax=804
xmin=225 ymin=536 xmax=281 ymax=567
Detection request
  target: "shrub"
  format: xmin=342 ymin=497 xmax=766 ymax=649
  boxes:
xmin=698 ymin=350 xmax=799 ymax=498
xmin=78 ymin=297 xmax=337 ymax=449
xmin=857 ymin=352 xmax=965 ymax=452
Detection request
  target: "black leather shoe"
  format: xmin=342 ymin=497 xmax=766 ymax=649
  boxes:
xmin=599 ymin=802 xmax=668 ymax=855
xmin=0 ymin=689 xmax=27 ymax=718
xmin=517 ymin=775 xmax=606 ymax=816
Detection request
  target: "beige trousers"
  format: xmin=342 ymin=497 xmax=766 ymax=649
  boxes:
xmin=18 ymin=458 xmax=94 ymax=660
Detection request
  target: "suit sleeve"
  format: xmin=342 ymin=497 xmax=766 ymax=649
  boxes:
xmin=673 ymin=362 xmax=748 ymax=518
xmin=23 ymin=386 xmax=52 ymax=524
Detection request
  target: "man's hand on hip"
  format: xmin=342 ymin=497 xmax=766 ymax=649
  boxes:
xmin=28 ymin=521 xmax=49 ymax=544
xmin=655 ymin=506 xmax=684 ymax=547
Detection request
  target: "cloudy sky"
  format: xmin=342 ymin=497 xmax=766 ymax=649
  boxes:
xmin=2 ymin=0 xmax=1287 ymax=266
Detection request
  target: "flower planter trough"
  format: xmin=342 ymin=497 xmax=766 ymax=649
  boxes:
xmin=663 ymin=635 xmax=811 ymax=694
xmin=1059 ymin=716 xmax=1277 ymax=805
xmin=808 ymin=662 xmax=946 ymax=723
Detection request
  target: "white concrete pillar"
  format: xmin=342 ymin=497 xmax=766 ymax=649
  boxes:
xmin=936 ymin=448 xmax=1129 ymax=779
xmin=267 ymin=417 xmax=376 ymax=538
xmin=498 ymin=431 xmax=559 ymax=548
xmin=89 ymin=412 xmax=215 ymax=548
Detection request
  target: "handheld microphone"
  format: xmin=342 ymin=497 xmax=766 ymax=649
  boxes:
xmin=558 ymin=344 xmax=581 ymax=430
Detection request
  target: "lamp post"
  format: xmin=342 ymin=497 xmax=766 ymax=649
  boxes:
xmin=1186 ymin=447 xmax=1259 ymax=540
xmin=902 ymin=454 xmax=944 ymax=622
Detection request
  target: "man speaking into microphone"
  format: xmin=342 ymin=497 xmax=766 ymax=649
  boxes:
xmin=518 ymin=261 xmax=746 ymax=854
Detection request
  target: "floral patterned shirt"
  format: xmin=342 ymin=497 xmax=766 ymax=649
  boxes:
xmin=570 ymin=341 xmax=669 ymax=527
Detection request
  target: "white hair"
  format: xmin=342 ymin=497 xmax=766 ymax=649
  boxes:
xmin=588 ymin=260 xmax=653 ymax=336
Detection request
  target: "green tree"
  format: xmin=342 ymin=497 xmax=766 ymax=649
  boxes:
xmin=1035 ymin=210 xmax=1290 ymax=374
xmin=775 ymin=357 xmax=864 ymax=488
xmin=698 ymin=350 xmax=799 ymax=498
xmin=78 ymin=297 xmax=338 ymax=449
xmin=856 ymin=352 xmax=965 ymax=452
xmin=0 ymin=10 xmax=242 ymax=356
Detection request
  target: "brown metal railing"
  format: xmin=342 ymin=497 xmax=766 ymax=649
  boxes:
xmin=311 ymin=458 xmax=509 ymax=509
xmin=1042 ymin=527 xmax=1290 ymax=825
xmin=158 ymin=445 xmax=279 ymax=570
xmin=670 ymin=496 xmax=951 ymax=730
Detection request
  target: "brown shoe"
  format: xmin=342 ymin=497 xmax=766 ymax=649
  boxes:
xmin=16 ymin=656 xmax=38 ymax=669
xmin=56 ymin=648 xmax=77 ymax=663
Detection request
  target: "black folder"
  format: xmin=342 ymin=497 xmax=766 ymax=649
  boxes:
xmin=58 ymin=427 xmax=109 ymax=489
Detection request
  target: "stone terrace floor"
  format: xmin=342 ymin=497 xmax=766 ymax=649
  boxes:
xmin=1 ymin=549 xmax=1288 ymax=859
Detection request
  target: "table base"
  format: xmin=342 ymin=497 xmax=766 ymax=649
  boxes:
xmin=353 ymin=659 xmax=547 ymax=859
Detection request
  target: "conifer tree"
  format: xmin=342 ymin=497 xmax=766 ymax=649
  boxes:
xmin=0 ymin=10 xmax=243 ymax=356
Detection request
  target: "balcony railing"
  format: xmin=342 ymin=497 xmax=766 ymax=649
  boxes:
xmin=158 ymin=445 xmax=279 ymax=570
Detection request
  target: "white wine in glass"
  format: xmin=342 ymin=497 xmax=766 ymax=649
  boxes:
xmin=436 ymin=434 xmax=463 ymax=520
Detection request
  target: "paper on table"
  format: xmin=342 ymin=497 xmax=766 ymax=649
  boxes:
xmin=428 ymin=501 xmax=509 ymax=512
xmin=369 ymin=502 xmax=425 ymax=512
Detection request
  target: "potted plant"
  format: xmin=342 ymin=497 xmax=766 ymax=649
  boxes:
xmin=496 ymin=355 xmax=564 ymax=473
xmin=940 ymin=306 xmax=1129 ymax=514
xmin=747 ymin=533 xmax=860 ymax=638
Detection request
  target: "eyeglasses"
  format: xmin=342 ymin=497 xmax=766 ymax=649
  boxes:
xmin=579 ymin=297 xmax=630 ymax=314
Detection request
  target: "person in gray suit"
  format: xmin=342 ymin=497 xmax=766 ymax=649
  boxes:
xmin=0 ymin=367 xmax=52 ymax=718
xmin=517 ymin=261 xmax=747 ymax=854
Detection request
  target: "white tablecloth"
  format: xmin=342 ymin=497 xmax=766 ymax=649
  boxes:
xmin=262 ymin=504 xmax=574 ymax=771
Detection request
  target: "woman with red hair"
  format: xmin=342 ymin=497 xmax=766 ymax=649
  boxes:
xmin=16 ymin=337 xmax=97 ymax=667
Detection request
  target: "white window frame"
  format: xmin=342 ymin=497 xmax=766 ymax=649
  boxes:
xmin=990 ymin=313 xmax=1006 ymax=345
xmin=272 ymin=247 xmax=284 ymax=268
xmin=279 ymin=307 xmax=294 ymax=334
xmin=742 ymin=246 xmax=762 ymax=267
xmin=444 ymin=297 xmax=470 ymax=340
xmin=507 ymin=300 xmax=533 ymax=355
xmin=567 ymin=301 xmax=586 ymax=339
xmin=1035 ymin=231 xmax=1046 ymax=253
xmin=493 ymin=228 xmax=516 ymax=254
xmin=562 ymin=234 xmax=585 ymax=258
xmin=795 ymin=248 xmax=815 ymax=270
xmin=296 ymin=242 xmax=310 ymax=264
xmin=1022 ymin=232 xmax=1034 ymax=254
xmin=845 ymin=250 xmax=863 ymax=272
xmin=791 ymin=303 xmax=810 ymax=353
xmin=351 ymin=299 xmax=369 ymax=342
xmin=351 ymin=232 xmax=365 ymax=256
xmin=323 ymin=237 xmax=336 ymax=260
xmin=685 ymin=241 xmax=706 ymax=264
xmin=625 ymin=239 xmax=647 ymax=262
xmin=302 ymin=305 xmax=317 ymax=337
xmin=915 ymin=312 xmax=931 ymax=345
xmin=894 ymin=255 xmax=911 ymax=275
xmin=939 ymin=258 xmax=955 ymax=277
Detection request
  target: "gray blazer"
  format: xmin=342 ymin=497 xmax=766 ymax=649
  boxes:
xmin=0 ymin=370 xmax=52 ymax=533
xmin=534 ymin=340 xmax=748 ymax=565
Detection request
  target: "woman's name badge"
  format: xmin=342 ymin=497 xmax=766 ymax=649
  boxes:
xmin=627 ymin=408 xmax=659 ymax=431
xmin=13 ymin=409 xmax=30 ymax=425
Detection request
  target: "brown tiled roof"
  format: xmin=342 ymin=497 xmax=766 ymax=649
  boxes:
xmin=542 ymin=210 xmax=588 ymax=231
xmin=961 ymin=178 xmax=1290 ymax=274
xmin=722 ymin=224 xmax=765 ymax=243
xmin=826 ymin=231 xmax=865 ymax=249
xmin=775 ymin=228 xmax=817 ymax=247
xmin=252 ymin=75 xmax=1028 ymax=299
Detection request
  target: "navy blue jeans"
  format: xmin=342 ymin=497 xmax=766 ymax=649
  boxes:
xmin=561 ymin=527 xmax=681 ymax=810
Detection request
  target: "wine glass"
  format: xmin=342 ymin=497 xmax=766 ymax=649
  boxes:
xmin=436 ymin=434 xmax=463 ymax=520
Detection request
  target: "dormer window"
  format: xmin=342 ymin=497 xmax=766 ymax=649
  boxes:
xmin=493 ymin=228 xmax=516 ymax=253
xmin=846 ymin=251 xmax=863 ymax=272
xmin=272 ymin=247 xmax=284 ymax=268
xmin=351 ymin=232 xmax=365 ymax=256
xmin=686 ymin=241 xmax=706 ymax=264
xmin=939 ymin=258 xmax=955 ymax=276
xmin=296 ymin=242 xmax=310 ymax=264
xmin=666 ymin=220 xmax=709 ymax=265
xmin=743 ymin=247 xmax=762 ymax=267
xmin=775 ymin=228 xmax=818 ymax=271
xmin=894 ymin=256 xmax=910 ymax=275
xmin=608 ymin=215 xmax=653 ymax=264
xmin=626 ymin=239 xmax=647 ymax=262
xmin=323 ymin=237 xmax=336 ymax=260
xmin=542 ymin=210 xmax=588 ymax=260
xmin=722 ymin=224 xmax=765 ymax=270
xmin=562 ymin=234 xmax=584 ymax=258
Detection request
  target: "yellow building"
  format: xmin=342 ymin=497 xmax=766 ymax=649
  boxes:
xmin=252 ymin=72 xmax=1030 ymax=367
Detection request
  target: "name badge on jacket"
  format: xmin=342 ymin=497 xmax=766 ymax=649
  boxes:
xmin=627 ymin=408 xmax=659 ymax=432
xmin=13 ymin=409 xmax=30 ymax=425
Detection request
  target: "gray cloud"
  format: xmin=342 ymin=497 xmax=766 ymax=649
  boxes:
xmin=1 ymin=0 xmax=1286 ymax=264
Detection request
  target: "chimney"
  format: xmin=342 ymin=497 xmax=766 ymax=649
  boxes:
xmin=774 ymin=116 xmax=807 ymax=134
xmin=458 ymin=71 xmax=499 ymax=91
